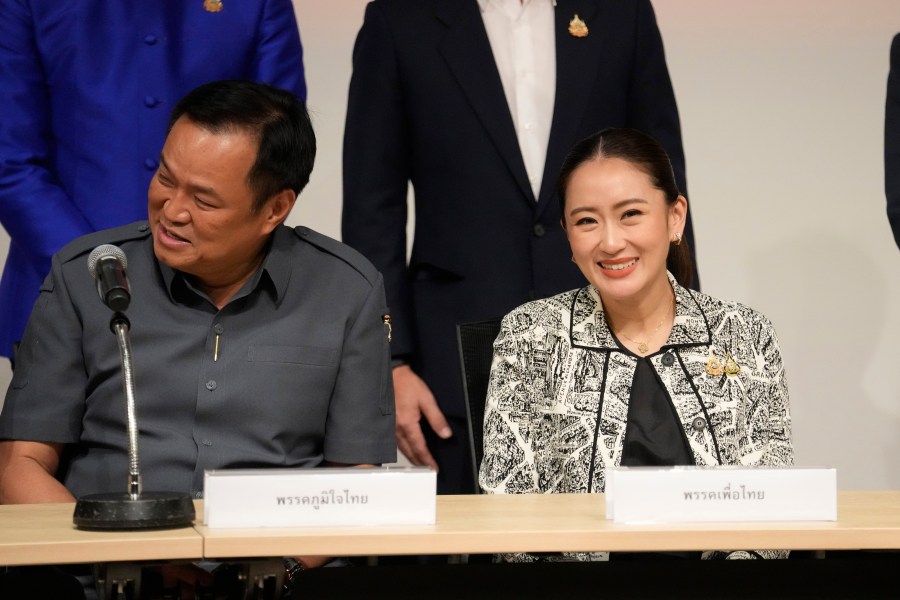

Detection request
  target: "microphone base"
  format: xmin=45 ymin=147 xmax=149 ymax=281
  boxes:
xmin=73 ymin=491 xmax=196 ymax=530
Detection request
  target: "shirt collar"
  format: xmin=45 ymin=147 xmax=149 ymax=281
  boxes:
xmin=569 ymin=272 xmax=712 ymax=351
xmin=157 ymin=225 xmax=293 ymax=307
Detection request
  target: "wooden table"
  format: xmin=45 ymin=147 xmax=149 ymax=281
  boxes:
xmin=197 ymin=490 xmax=900 ymax=559
xmin=3 ymin=492 xmax=900 ymax=566
xmin=0 ymin=502 xmax=202 ymax=567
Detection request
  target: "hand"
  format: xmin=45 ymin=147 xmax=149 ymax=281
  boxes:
xmin=392 ymin=365 xmax=452 ymax=471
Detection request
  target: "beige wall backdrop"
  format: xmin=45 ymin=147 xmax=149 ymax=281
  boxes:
xmin=1 ymin=1 xmax=898 ymax=489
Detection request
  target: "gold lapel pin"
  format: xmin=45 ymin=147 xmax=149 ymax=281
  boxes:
xmin=203 ymin=0 xmax=223 ymax=13
xmin=705 ymin=350 xmax=723 ymax=376
xmin=568 ymin=14 xmax=589 ymax=38
xmin=723 ymin=352 xmax=741 ymax=376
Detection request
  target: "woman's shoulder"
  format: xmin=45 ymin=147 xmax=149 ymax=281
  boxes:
xmin=682 ymin=284 xmax=778 ymax=336
xmin=502 ymin=288 xmax=581 ymax=321
xmin=498 ymin=288 xmax=584 ymax=338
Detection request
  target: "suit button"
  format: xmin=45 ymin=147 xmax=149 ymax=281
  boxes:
xmin=692 ymin=417 xmax=707 ymax=431
xmin=214 ymin=323 xmax=224 ymax=334
xmin=206 ymin=380 xmax=217 ymax=391
xmin=533 ymin=224 xmax=545 ymax=237
xmin=661 ymin=352 xmax=675 ymax=366
xmin=138 ymin=223 xmax=149 ymax=232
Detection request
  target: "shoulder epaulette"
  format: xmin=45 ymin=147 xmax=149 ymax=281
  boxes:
xmin=292 ymin=225 xmax=380 ymax=285
xmin=56 ymin=221 xmax=152 ymax=265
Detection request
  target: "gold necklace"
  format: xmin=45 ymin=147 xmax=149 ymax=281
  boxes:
xmin=618 ymin=320 xmax=664 ymax=354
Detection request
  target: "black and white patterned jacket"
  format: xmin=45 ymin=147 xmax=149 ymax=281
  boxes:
xmin=478 ymin=275 xmax=793 ymax=561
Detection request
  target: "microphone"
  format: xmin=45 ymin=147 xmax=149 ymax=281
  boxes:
xmin=87 ymin=245 xmax=131 ymax=312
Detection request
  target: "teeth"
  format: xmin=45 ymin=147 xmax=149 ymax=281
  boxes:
xmin=601 ymin=259 xmax=637 ymax=271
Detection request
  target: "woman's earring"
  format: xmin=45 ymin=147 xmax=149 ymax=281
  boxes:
xmin=671 ymin=232 xmax=682 ymax=246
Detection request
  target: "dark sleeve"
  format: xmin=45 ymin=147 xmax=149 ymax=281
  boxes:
xmin=0 ymin=255 xmax=86 ymax=444
xmin=323 ymin=273 xmax=397 ymax=464
xmin=886 ymin=33 xmax=900 ymax=249
xmin=0 ymin=0 xmax=94 ymax=271
xmin=255 ymin=0 xmax=307 ymax=101
xmin=627 ymin=0 xmax=700 ymax=287
xmin=341 ymin=2 xmax=416 ymax=358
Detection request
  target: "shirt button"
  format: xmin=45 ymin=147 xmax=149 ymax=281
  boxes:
xmin=143 ymin=34 xmax=158 ymax=45
xmin=692 ymin=417 xmax=707 ymax=431
xmin=144 ymin=96 xmax=159 ymax=108
xmin=206 ymin=380 xmax=217 ymax=391
xmin=533 ymin=224 xmax=545 ymax=237
xmin=138 ymin=223 xmax=149 ymax=232
xmin=201 ymin=439 xmax=213 ymax=447
xmin=144 ymin=158 xmax=158 ymax=170
xmin=214 ymin=323 xmax=224 ymax=334
xmin=661 ymin=352 xmax=675 ymax=367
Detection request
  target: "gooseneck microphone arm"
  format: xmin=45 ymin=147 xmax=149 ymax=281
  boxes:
xmin=110 ymin=312 xmax=141 ymax=499
xmin=75 ymin=244 xmax=194 ymax=530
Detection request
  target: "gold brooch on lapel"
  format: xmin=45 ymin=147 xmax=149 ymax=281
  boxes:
xmin=568 ymin=14 xmax=589 ymax=38
xmin=203 ymin=0 xmax=223 ymax=13
xmin=705 ymin=350 xmax=723 ymax=376
xmin=723 ymin=352 xmax=741 ymax=376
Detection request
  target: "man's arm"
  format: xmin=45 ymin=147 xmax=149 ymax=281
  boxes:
xmin=322 ymin=272 xmax=397 ymax=466
xmin=341 ymin=3 xmax=451 ymax=467
xmin=0 ymin=441 xmax=74 ymax=503
xmin=254 ymin=0 xmax=308 ymax=101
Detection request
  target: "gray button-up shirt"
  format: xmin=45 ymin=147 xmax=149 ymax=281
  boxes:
xmin=0 ymin=222 xmax=396 ymax=498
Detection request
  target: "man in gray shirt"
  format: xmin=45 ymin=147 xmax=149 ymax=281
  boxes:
xmin=0 ymin=81 xmax=395 ymax=514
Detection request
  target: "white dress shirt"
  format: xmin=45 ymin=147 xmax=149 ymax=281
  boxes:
xmin=478 ymin=0 xmax=557 ymax=199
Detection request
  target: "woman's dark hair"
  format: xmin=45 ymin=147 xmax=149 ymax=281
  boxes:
xmin=167 ymin=80 xmax=315 ymax=213
xmin=557 ymin=127 xmax=692 ymax=289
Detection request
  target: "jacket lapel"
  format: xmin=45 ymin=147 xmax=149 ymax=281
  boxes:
xmin=537 ymin=0 xmax=606 ymax=216
xmin=436 ymin=0 xmax=535 ymax=203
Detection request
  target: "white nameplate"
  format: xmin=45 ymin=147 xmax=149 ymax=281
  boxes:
xmin=605 ymin=466 xmax=836 ymax=523
xmin=203 ymin=466 xmax=436 ymax=528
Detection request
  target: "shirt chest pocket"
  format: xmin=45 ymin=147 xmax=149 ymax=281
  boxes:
xmin=248 ymin=345 xmax=338 ymax=367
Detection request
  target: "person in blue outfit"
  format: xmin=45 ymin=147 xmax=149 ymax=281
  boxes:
xmin=0 ymin=0 xmax=307 ymax=362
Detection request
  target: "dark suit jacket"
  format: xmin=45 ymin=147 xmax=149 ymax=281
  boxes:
xmin=343 ymin=0 xmax=696 ymax=419
xmin=887 ymin=33 xmax=900 ymax=249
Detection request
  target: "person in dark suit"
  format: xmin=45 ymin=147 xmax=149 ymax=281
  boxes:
xmin=342 ymin=0 xmax=698 ymax=494
xmin=887 ymin=32 xmax=900 ymax=249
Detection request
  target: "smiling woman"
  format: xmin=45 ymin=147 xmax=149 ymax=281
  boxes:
xmin=478 ymin=128 xmax=793 ymax=562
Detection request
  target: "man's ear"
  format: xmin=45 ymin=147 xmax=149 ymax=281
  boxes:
xmin=261 ymin=189 xmax=298 ymax=233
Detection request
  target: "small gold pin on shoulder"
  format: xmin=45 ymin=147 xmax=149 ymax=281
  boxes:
xmin=382 ymin=314 xmax=393 ymax=343
xmin=568 ymin=14 xmax=588 ymax=38
xmin=203 ymin=0 xmax=223 ymax=13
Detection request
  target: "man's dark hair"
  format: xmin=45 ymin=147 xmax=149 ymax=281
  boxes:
xmin=168 ymin=80 xmax=315 ymax=213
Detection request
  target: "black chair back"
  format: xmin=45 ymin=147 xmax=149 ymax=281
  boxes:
xmin=456 ymin=318 xmax=503 ymax=493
